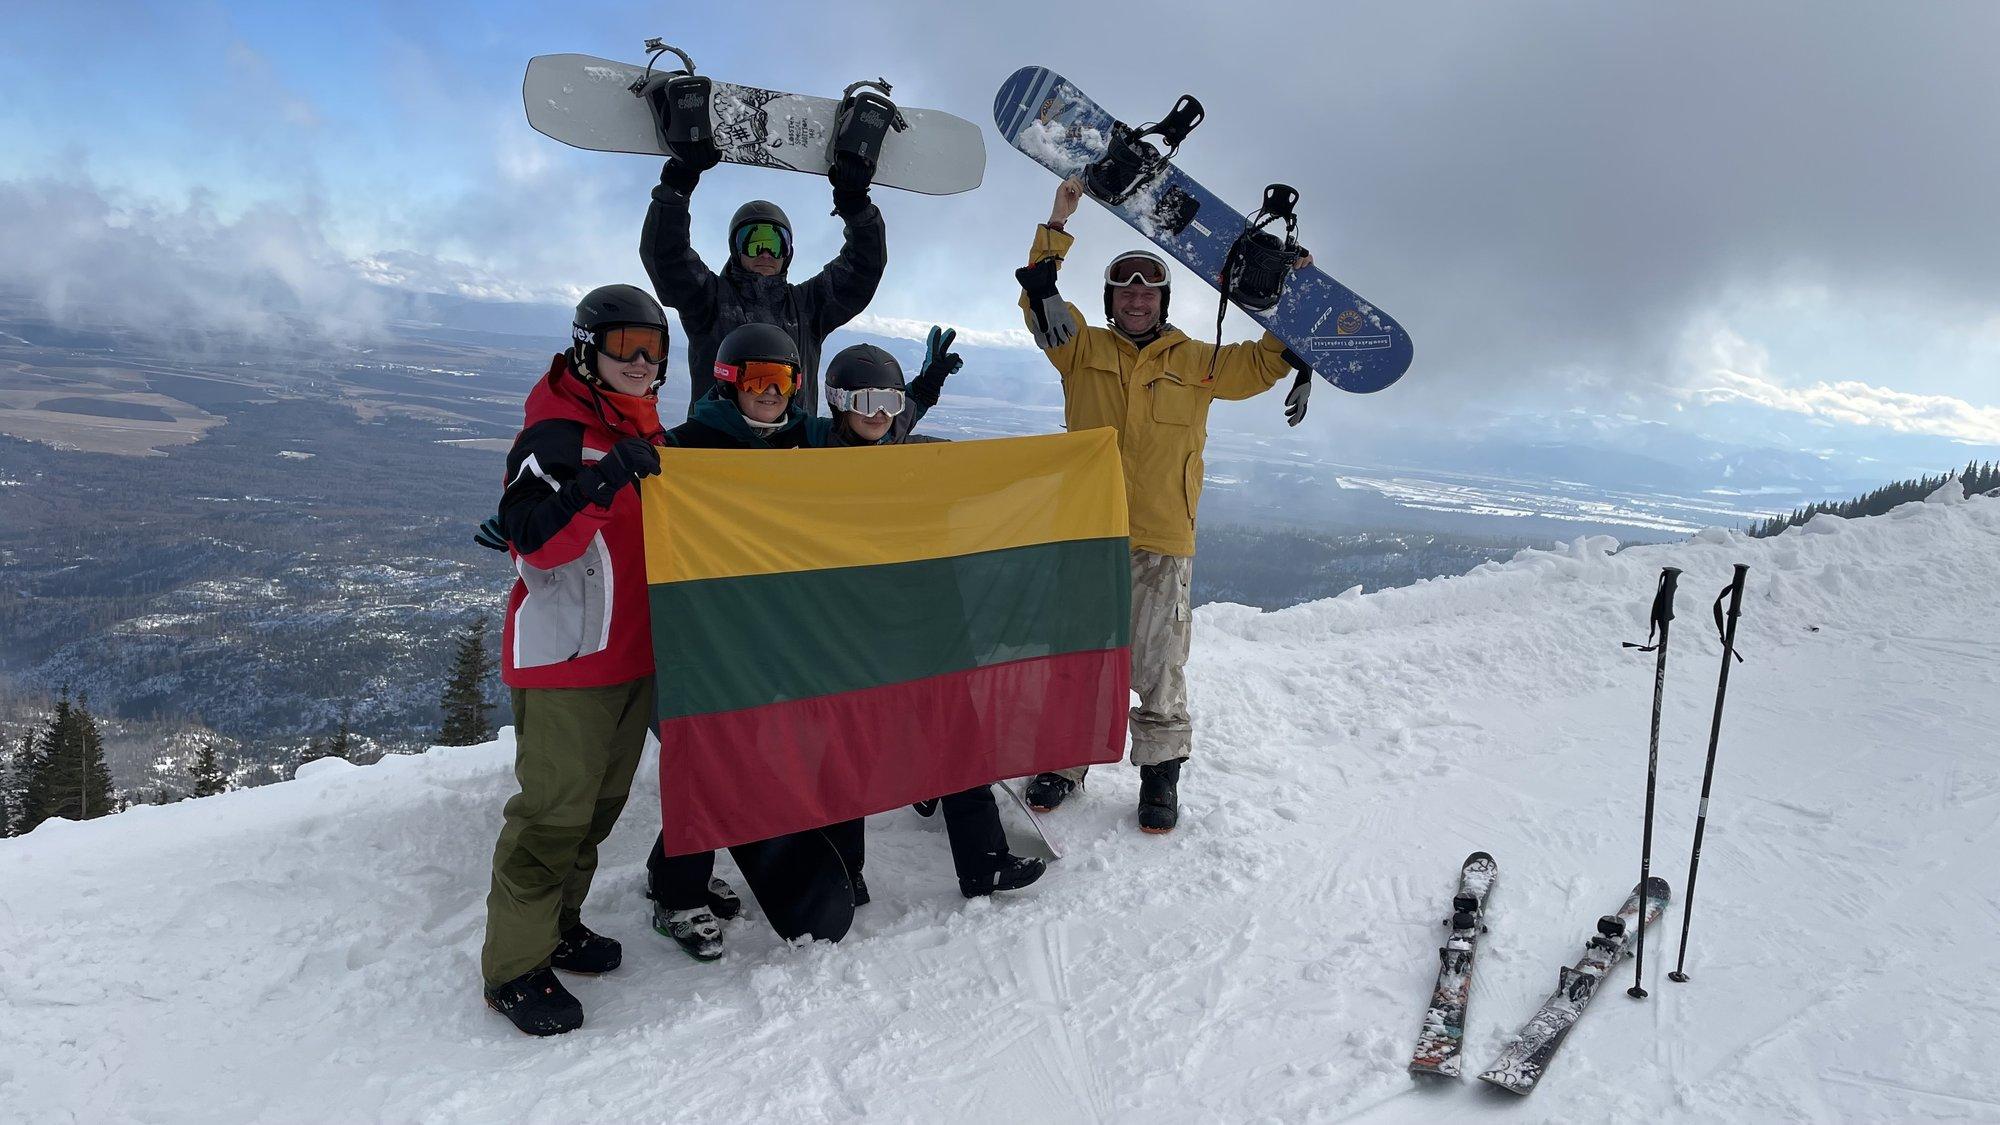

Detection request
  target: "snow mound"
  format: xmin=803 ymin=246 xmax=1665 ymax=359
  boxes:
xmin=5 ymin=496 xmax=1999 ymax=1122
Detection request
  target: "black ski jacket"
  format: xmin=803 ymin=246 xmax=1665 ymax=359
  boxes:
xmin=641 ymin=179 xmax=888 ymax=418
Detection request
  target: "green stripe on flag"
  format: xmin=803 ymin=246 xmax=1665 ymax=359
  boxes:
xmin=651 ymin=537 xmax=1130 ymax=720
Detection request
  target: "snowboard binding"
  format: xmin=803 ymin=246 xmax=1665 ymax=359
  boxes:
xmin=631 ymin=40 xmax=715 ymax=159
xmin=1222 ymin=184 xmax=1304 ymax=314
xmin=1083 ymin=94 xmax=1204 ymax=206
xmin=830 ymin=78 xmax=908 ymax=178
xmin=1210 ymin=184 xmax=1305 ymax=375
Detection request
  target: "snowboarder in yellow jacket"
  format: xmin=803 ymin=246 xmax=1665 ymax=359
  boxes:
xmin=1018 ymin=177 xmax=1309 ymax=832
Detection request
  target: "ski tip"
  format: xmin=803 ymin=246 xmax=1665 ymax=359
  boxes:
xmin=1644 ymin=875 xmax=1672 ymax=898
xmin=1465 ymin=850 xmax=1495 ymax=865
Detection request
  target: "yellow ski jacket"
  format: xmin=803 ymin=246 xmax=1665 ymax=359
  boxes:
xmin=1022 ymin=224 xmax=1293 ymax=557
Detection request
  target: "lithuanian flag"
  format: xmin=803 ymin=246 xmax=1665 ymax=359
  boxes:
xmin=644 ymin=428 xmax=1132 ymax=854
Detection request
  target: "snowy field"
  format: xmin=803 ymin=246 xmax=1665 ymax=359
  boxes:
xmin=3 ymin=491 xmax=1996 ymax=1123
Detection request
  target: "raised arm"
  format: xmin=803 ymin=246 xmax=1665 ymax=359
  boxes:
xmin=639 ymin=159 xmax=721 ymax=330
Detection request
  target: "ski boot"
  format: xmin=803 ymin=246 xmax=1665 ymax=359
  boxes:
xmin=653 ymin=903 xmax=724 ymax=962
xmin=960 ymin=852 xmax=1048 ymax=899
xmin=484 ymin=968 xmax=583 ymax=1037
xmin=1137 ymin=759 xmax=1182 ymax=834
xmin=1025 ymin=772 xmax=1077 ymax=812
xmin=642 ymin=875 xmax=742 ymax=920
xmin=550 ymin=923 xmax=621 ymax=975
xmin=851 ymin=871 xmax=871 ymax=907
xmin=704 ymin=876 xmax=743 ymax=920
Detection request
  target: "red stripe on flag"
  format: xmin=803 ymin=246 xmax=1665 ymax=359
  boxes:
xmin=656 ymin=648 xmax=1129 ymax=854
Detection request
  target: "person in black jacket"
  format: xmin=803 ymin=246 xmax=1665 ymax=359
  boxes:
xmin=641 ymin=125 xmax=888 ymax=419
xmin=814 ymin=335 xmax=1047 ymax=901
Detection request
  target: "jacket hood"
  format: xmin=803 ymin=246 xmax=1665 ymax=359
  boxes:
xmin=528 ymin=354 xmax=665 ymax=441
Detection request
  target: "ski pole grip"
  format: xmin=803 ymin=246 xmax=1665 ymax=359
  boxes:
xmin=1653 ymin=566 xmax=1681 ymax=626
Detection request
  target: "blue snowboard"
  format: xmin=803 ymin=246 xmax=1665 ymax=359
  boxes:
xmin=994 ymin=66 xmax=1412 ymax=393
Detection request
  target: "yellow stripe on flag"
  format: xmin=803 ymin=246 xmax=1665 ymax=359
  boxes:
xmin=642 ymin=428 xmax=1129 ymax=583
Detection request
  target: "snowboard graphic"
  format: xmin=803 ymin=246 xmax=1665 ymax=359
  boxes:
xmin=525 ymin=51 xmax=985 ymax=195
xmin=994 ymin=66 xmax=1412 ymax=393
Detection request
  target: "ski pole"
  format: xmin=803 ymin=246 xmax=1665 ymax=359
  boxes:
xmin=1622 ymin=566 xmax=1680 ymax=1000
xmin=1669 ymin=564 xmax=1749 ymax=983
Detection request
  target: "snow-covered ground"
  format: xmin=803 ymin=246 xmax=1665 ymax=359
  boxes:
xmin=4 ymin=491 xmax=1997 ymax=1123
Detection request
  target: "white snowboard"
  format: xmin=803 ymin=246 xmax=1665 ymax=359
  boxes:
xmin=523 ymin=53 xmax=985 ymax=196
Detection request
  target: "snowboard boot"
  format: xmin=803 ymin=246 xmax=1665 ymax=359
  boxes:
xmin=705 ymin=876 xmax=743 ymax=920
xmin=484 ymin=967 xmax=584 ymax=1037
xmin=653 ymin=903 xmax=725 ymax=962
xmin=960 ymin=852 xmax=1048 ymax=899
xmin=550 ymin=923 xmax=622 ymax=975
xmin=1137 ymin=759 xmax=1182 ymax=834
xmin=851 ymin=871 xmax=871 ymax=907
xmin=1025 ymin=772 xmax=1077 ymax=812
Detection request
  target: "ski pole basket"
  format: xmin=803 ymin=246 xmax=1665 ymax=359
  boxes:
xmin=1083 ymin=94 xmax=1204 ymax=205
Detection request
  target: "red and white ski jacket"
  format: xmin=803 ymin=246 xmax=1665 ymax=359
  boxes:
xmin=498 ymin=355 xmax=667 ymax=689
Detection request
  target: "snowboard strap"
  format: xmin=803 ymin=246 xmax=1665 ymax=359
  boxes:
xmin=1211 ymin=184 xmax=1303 ymax=374
xmin=831 ymin=79 xmax=908 ymax=173
xmin=631 ymin=40 xmax=714 ymax=158
xmin=1084 ymin=95 xmax=1204 ymax=205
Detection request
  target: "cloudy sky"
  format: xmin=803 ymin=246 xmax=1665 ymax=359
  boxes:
xmin=4 ymin=0 xmax=1997 ymax=456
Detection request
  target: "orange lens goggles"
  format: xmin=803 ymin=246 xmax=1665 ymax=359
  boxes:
xmin=716 ymin=358 xmax=799 ymax=397
xmin=599 ymin=325 xmax=669 ymax=364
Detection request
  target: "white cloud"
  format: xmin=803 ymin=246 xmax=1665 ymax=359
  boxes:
xmin=1681 ymin=327 xmax=2000 ymax=445
xmin=0 ymin=175 xmax=386 ymax=341
xmin=847 ymin=313 xmax=1034 ymax=350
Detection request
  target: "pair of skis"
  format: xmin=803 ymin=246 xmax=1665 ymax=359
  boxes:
xmin=1406 ymin=853 xmax=1671 ymax=1094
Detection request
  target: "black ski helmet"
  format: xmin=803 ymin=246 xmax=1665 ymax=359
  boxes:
xmin=570 ymin=283 xmax=670 ymax=388
xmin=728 ymin=200 xmax=794 ymax=267
xmin=1102 ymin=249 xmax=1171 ymax=326
xmin=825 ymin=344 xmax=906 ymax=392
xmin=713 ymin=322 xmax=802 ymax=389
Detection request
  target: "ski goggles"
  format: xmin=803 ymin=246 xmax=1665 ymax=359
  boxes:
xmin=733 ymin=221 xmax=792 ymax=260
xmin=827 ymin=386 xmax=905 ymax=418
xmin=1104 ymin=251 xmax=1170 ymax=288
xmin=716 ymin=359 xmax=800 ymax=397
xmin=581 ymin=324 xmax=669 ymax=364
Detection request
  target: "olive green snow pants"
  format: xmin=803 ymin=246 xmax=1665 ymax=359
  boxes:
xmin=1055 ymin=548 xmax=1194 ymax=783
xmin=480 ymin=677 xmax=651 ymax=988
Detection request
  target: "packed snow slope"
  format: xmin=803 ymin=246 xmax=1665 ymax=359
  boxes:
xmin=4 ymin=491 xmax=1997 ymax=1123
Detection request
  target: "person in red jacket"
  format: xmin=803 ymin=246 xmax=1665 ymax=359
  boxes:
xmin=479 ymin=284 xmax=672 ymax=1038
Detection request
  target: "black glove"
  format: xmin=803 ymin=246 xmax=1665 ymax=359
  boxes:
xmin=577 ymin=437 xmax=661 ymax=508
xmin=1280 ymin=349 xmax=1312 ymax=427
xmin=922 ymin=325 xmax=962 ymax=383
xmin=660 ymin=156 xmax=709 ymax=196
xmin=829 ymin=152 xmax=873 ymax=218
xmin=474 ymin=516 xmax=510 ymax=552
xmin=1015 ymin=257 xmax=1077 ymax=349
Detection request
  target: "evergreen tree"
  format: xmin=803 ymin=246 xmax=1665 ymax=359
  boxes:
xmin=190 ymin=742 xmax=228 ymax=798
xmin=1751 ymin=462 xmax=2000 ymax=537
xmin=327 ymin=716 xmax=353 ymax=761
xmin=437 ymin=616 xmax=495 ymax=747
xmin=22 ymin=688 xmax=116 ymax=828
xmin=3 ymin=731 xmax=33 ymax=836
xmin=0 ymin=736 xmax=13 ymax=838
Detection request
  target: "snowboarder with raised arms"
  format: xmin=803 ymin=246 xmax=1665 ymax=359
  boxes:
xmin=480 ymin=284 xmax=673 ymax=1037
xmin=1015 ymin=178 xmax=1311 ymax=834
xmin=641 ymin=109 xmax=892 ymax=420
